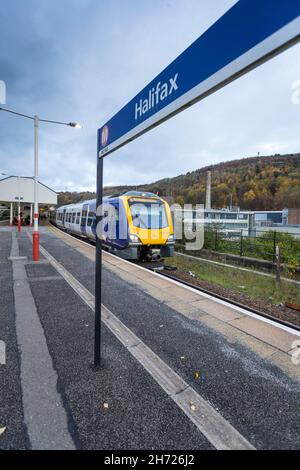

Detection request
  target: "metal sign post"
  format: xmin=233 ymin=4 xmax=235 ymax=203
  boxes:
xmin=94 ymin=132 xmax=103 ymax=366
xmin=95 ymin=0 xmax=300 ymax=364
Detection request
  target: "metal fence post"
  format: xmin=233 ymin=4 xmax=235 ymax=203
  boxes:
xmin=240 ymin=231 xmax=243 ymax=257
xmin=273 ymin=231 xmax=277 ymax=263
xmin=276 ymin=244 xmax=281 ymax=282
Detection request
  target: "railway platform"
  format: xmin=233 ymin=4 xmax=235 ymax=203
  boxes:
xmin=0 ymin=225 xmax=300 ymax=450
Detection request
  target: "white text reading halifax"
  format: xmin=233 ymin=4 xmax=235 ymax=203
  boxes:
xmin=135 ymin=73 xmax=178 ymax=120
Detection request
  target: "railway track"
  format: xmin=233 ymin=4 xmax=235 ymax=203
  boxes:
xmin=150 ymin=268 xmax=300 ymax=333
xmin=49 ymin=223 xmax=300 ymax=333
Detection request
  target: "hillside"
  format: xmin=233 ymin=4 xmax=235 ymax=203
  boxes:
xmin=58 ymin=153 xmax=300 ymax=210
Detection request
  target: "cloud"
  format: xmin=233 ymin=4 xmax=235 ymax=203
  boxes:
xmin=0 ymin=0 xmax=300 ymax=192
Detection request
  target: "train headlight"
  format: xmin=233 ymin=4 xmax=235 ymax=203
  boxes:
xmin=130 ymin=234 xmax=140 ymax=243
xmin=167 ymin=234 xmax=174 ymax=242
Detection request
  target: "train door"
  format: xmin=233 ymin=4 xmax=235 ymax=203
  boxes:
xmin=86 ymin=208 xmax=96 ymax=240
xmin=109 ymin=201 xmax=119 ymax=245
xmin=106 ymin=201 xmax=125 ymax=249
xmin=62 ymin=209 xmax=66 ymax=226
xmin=81 ymin=204 xmax=89 ymax=236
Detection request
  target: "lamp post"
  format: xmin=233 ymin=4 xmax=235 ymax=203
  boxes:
xmin=33 ymin=116 xmax=39 ymax=259
xmin=0 ymin=107 xmax=82 ymax=260
xmin=17 ymin=175 xmax=21 ymax=232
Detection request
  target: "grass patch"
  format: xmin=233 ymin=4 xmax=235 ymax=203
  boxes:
xmin=172 ymin=254 xmax=300 ymax=306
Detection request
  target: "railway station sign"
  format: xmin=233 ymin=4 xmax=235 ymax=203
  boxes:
xmin=0 ymin=80 xmax=6 ymax=104
xmin=98 ymin=0 xmax=300 ymax=157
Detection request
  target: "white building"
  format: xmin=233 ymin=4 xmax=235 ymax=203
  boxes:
xmin=178 ymin=208 xmax=254 ymax=236
xmin=0 ymin=176 xmax=57 ymax=225
xmin=180 ymin=207 xmax=300 ymax=238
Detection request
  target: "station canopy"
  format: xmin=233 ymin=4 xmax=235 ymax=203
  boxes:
xmin=0 ymin=176 xmax=57 ymax=205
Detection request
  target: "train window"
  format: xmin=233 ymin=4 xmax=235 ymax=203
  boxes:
xmin=129 ymin=201 xmax=168 ymax=229
xmin=72 ymin=213 xmax=76 ymax=223
xmin=76 ymin=212 xmax=80 ymax=224
xmin=81 ymin=207 xmax=88 ymax=227
xmin=87 ymin=212 xmax=95 ymax=226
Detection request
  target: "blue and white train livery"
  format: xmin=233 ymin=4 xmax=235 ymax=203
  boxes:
xmin=51 ymin=191 xmax=175 ymax=261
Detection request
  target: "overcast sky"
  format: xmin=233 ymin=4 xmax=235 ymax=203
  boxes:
xmin=1 ymin=0 xmax=300 ymax=192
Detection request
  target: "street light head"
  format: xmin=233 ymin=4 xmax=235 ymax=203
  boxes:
xmin=69 ymin=122 xmax=83 ymax=129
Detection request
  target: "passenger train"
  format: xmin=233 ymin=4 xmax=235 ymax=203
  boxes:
xmin=51 ymin=191 xmax=175 ymax=261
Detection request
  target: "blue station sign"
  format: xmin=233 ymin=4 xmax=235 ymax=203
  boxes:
xmin=98 ymin=0 xmax=300 ymax=157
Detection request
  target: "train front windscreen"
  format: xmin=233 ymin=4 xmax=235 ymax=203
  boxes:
xmin=129 ymin=199 xmax=168 ymax=230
